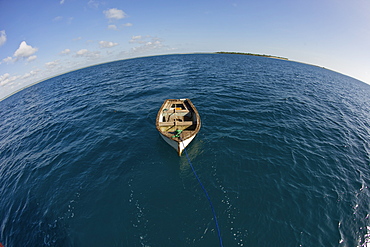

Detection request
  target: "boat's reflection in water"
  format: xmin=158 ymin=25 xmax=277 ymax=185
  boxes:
xmin=178 ymin=139 xmax=204 ymax=174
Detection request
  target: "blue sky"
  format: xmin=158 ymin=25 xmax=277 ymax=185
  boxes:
xmin=1 ymin=0 xmax=370 ymax=100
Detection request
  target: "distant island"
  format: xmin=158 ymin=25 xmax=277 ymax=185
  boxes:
xmin=215 ymin=52 xmax=288 ymax=60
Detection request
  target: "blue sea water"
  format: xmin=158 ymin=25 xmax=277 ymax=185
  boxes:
xmin=0 ymin=54 xmax=369 ymax=246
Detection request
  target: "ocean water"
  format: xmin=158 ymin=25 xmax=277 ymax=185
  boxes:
xmin=0 ymin=54 xmax=369 ymax=246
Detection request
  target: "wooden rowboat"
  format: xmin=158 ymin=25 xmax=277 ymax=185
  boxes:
xmin=156 ymin=98 xmax=201 ymax=155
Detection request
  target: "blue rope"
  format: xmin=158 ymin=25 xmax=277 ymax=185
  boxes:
xmin=181 ymin=138 xmax=224 ymax=247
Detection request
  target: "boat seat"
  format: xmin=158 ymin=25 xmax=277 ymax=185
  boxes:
xmin=158 ymin=121 xmax=193 ymax=126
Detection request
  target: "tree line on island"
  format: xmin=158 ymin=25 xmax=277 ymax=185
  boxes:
xmin=215 ymin=52 xmax=288 ymax=60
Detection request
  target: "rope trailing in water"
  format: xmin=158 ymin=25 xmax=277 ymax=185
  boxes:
xmin=180 ymin=137 xmax=224 ymax=247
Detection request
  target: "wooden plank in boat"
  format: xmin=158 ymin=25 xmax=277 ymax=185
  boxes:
xmin=158 ymin=121 xmax=193 ymax=126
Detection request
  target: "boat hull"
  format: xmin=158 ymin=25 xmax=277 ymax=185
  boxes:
xmin=159 ymin=132 xmax=195 ymax=155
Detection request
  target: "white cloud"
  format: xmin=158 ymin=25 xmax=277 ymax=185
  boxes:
xmin=53 ymin=16 xmax=73 ymax=24
xmin=74 ymin=49 xmax=100 ymax=59
xmin=60 ymin=0 xmax=65 ymax=4
xmin=130 ymin=35 xmax=145 ymax=44
xmin=88 ymin=0 xmax=101 ymax=8
xmin=99 ymin=41 xmax=118 ymax=48
xmin=27 ymin=55 xmax=37 ymax=62
xmin=104 ymin=8 xmax=126 ymax=20
xmin=0 ymin=30 xmax=6 ymax=46
xmin=76 ymin=49 xmax=88 ymax=56
xmin=53 ymin=16 xmax=63 ymax=21
xmin=2 ymin=56 xmax=14 ymax=64
xmin=129 ymin=36 xmax=165 ymax=54
xmin=13 ymin=41 xmax=38 ymax=60
xmin=22 ymin=70 xmax=39 ymax=79
xmin=0 ymin=73 xmax=20 ymax=87
xmin=108 ymin=25 xmax=118 ymax=30
xmin=0 ymin=73 xmax=10 ymax=86
xmin=131 ymin=35 xmax=142 ymax=40
xmin=108 ymin=23 xmax=132 ymax=30
xmin=60 ymin=48 xmax=71 ymax=55
xmin=45 ymin=60 xmax=59 ymax=68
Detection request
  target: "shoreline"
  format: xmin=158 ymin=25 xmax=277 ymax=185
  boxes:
xmin=214 ymin=51 xmax=334 ymax=71
xmin=215 ymin=51 xmax=289 ymax=60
